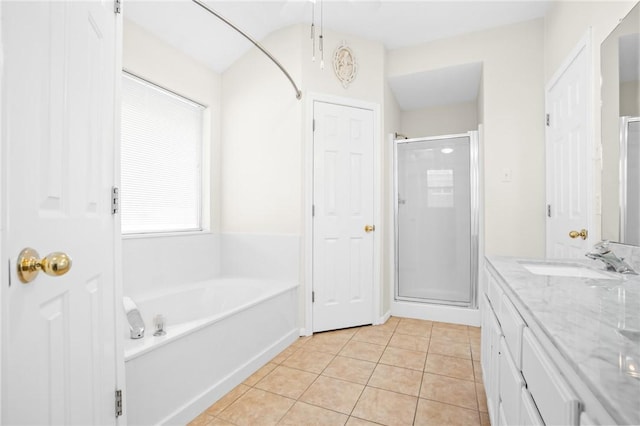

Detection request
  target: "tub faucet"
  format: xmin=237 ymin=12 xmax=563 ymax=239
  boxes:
xmin=585 ymin=241 xmax=638 ymax=275
xmin=123 ymin=296 xmax=145 ymax=339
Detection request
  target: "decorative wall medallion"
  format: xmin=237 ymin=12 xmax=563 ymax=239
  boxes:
xmin=333 ymin=42 xmax=357 ymax=88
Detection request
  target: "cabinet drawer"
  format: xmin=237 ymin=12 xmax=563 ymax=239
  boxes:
xmin=522 ymin=328 xmax=581 ymax=426
xmin=520 ymin=387 xmax=544 ymax=426
xmin=487 ymin=274 xmax=503 ymax=315
xmin=500 ymin=295 xmax=525 ymax=368
xmin=499 ymin=337 xmax=524 ymax=426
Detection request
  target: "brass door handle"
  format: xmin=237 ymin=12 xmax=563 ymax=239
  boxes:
xmin=568 ymin=229 xmax=588 ymax=240
xmin=17 ymin=248 xmax=72 ymax=284
xmin=364 ymin=225 xmax=375 ymax=233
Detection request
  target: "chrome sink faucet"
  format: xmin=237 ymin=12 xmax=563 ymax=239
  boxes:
xmin=585 ymin=241 xmax=638 ymax=275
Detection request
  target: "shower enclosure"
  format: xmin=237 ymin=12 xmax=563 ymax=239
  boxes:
xmin=394 ymin=132 xmax=478 ymax=309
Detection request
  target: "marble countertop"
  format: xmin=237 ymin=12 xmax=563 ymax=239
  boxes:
xmin=486 ymin=256 xmax=640 ymax=425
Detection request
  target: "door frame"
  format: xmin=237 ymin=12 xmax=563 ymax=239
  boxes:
xmin=303 ymin=93 xmax=382 ymax=335
xmin=0 ymin=2 xmax=5 ymax=420
xmin=0 ymin=2 xmax=125 ymax=422
xmin=545 ymin=29 xmax=594 ymax=257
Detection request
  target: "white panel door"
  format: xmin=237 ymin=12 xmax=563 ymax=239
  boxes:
xmin=546 ymin=38 xmax=591 ymax=258
xmin=2 ymin=2 xmax=119 ymax=424
xmin=312 ymin=101 xmax=374 ymax=332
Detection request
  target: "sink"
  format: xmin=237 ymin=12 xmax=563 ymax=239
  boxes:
xmin=519 ymin=262 xmax=617 ymax=280
xmin=618 ymin=329 xmax=640 ymax=342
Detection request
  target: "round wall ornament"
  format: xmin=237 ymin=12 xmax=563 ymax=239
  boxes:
xmin=333 ymin=42 xmax=357 ymax=88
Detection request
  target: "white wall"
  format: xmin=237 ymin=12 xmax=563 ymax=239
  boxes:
xmin=388 ymin=19 xmax=546 ymax=258
xmin=400 ymin=101 xmax=478 ymax=138
xmin=544 ymin=1 xmax=637 ymax=243
xmin=222 ymin=24 xmax=389 ymax=326
xmin=621 ymin=81 xmax=640 ymax=116
xmin=221 ymin=25 xmax=303 ymax=235
xmin=122 ymin=20 xmax=222 ymax=297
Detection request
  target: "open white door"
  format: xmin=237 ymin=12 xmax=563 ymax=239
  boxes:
xmin=546 ymin=33 xmax=593 ymax=259
xmin=312 ymin=101 xmax=375 ymax=333
xmin=1 ymin=1 xmax=120 ymax=424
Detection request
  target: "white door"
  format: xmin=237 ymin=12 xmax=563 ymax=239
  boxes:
xmin=546 ymin=35 xmax=592 ymax=258
xmin=312 ymin=101 xmax=374 ymax=332
xmin=1 ymin=1 xmax=120 ymax=424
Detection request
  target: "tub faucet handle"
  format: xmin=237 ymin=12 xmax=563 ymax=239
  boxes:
xmin=123 ymin=296 xmax=145 ymax=339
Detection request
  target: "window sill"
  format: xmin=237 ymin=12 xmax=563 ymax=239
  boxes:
xmin=122 ymin=230 xmax=213 ymax=240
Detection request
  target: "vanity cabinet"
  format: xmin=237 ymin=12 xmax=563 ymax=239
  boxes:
xmin=482 ymin=264 xmax=589 ymax=426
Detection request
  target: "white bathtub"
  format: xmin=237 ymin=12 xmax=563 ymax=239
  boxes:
xmin=124 ymin=278 xmax=299 ymax=425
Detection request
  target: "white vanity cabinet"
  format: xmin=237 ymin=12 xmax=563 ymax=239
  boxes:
xmin=482 ymin=264 xmax=587 ymax=426
xmin=484 ymin=257 xmax=639 ymax=425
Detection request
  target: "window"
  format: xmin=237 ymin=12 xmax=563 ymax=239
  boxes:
xmin=121 ymin=72 xmax=205 ymax=234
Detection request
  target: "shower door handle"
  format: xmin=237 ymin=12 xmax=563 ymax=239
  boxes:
xmin=364 ymin=225 xmax=375 ymax=233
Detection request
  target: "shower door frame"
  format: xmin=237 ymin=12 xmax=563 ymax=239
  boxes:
xmin=393 ymin=131 xmax=479 ymax=309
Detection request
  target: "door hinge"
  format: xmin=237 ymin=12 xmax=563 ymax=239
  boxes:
xmin=312 ymin=291 xmax=315 ymax=303
xmin=111 ymin=186 xmax=119 ymax=215
xmin=312 ymin=119 xmax=316 ymax=132
xmin=114 ymin=0 xmax=121 ymax=14
xmin=312 ymin=204 xmax=315 ymax=217
xmin=547 ymin=204 xmax=552 ymax=218
xmin=546 ymin=113 xmax=550 ymax=127
xmin=115 ymin=389 xmax=123 ymax=418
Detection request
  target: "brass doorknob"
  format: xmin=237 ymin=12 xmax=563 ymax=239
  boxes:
xmin=17 ymin=248 xmax=72 ymax=284
xmin=364 ymin=225 xmax=375 ymax=233
xmin=568 ymin=229 xmax=588 ymax=240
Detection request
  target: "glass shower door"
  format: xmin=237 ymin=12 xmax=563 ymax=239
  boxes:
xmin=395 ymin=134 xmax=477 ymax=306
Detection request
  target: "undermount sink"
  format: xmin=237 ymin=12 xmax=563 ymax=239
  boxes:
xmin=617 ymin=329 xmax=640 ymax=342
xmin=519 ymin=262 xmax=618 ymax=280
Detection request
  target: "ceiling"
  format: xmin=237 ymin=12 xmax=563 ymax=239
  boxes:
xmin=124 ymin=0 xmax=552 ymax=110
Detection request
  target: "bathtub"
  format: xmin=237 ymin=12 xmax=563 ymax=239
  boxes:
xmin=124 ymin=278 xmax=299 ymax=425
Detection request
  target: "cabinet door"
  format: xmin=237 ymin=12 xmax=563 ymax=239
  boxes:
xmin=481 ymin=295 xmax=492 ymax=377
xmin=499 ymin=337 xmax=525 ymax=425
xmin=501 ymin=295 xmax=526 ymax=368
xmin=487 ymin=302 xmax=503 ymax=424
xmin=520 ymin=387 xmax=544 ymax=426
xmin=498 ymin=402 xmax=508 ymax=426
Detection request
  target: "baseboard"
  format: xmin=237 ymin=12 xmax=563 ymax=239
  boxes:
xmin=299 ymin=327 xmax=312 ymax=336
xmin=391 ymin=301 xmax=480 ymax=326
xmin=376 ymin=310 xmax=391 ymax=325
xmin=160 ymin=328 xmax=299 ymax=425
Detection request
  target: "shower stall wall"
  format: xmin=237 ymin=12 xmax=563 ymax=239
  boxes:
xmin=393 ymin=132 xmax=479 ymax=317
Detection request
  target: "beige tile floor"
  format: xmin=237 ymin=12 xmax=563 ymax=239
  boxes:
xmin=189 ymin=317 xmax=490 ymax=426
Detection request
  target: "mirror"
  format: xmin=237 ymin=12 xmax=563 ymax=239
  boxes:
xmin=601 ymin=2 xmax=640 ymax=245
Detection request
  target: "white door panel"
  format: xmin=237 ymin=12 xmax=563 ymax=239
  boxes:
xmin=2 ymin=1 xmax=118 ymax=424
xmin=313 ymin=102 xmax=374 ymax=332
xmin=546 ymin=37 xmax=592 ymax=258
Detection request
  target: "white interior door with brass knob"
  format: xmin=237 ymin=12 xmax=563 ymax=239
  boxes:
xmin=1 ymin=2 xmax=121 ymax=424
xmin=312 ymin=101 xmax=375 ymax=332
xmin=545 ymin=32 xmax=593 ymax=258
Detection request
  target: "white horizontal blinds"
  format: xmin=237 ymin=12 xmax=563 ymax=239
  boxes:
xmin=121 ymin=73 xmax=204 ymax=234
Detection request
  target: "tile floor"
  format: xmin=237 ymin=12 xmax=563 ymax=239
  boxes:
xmin=188 ymin=316 xmax=490 ymax=426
